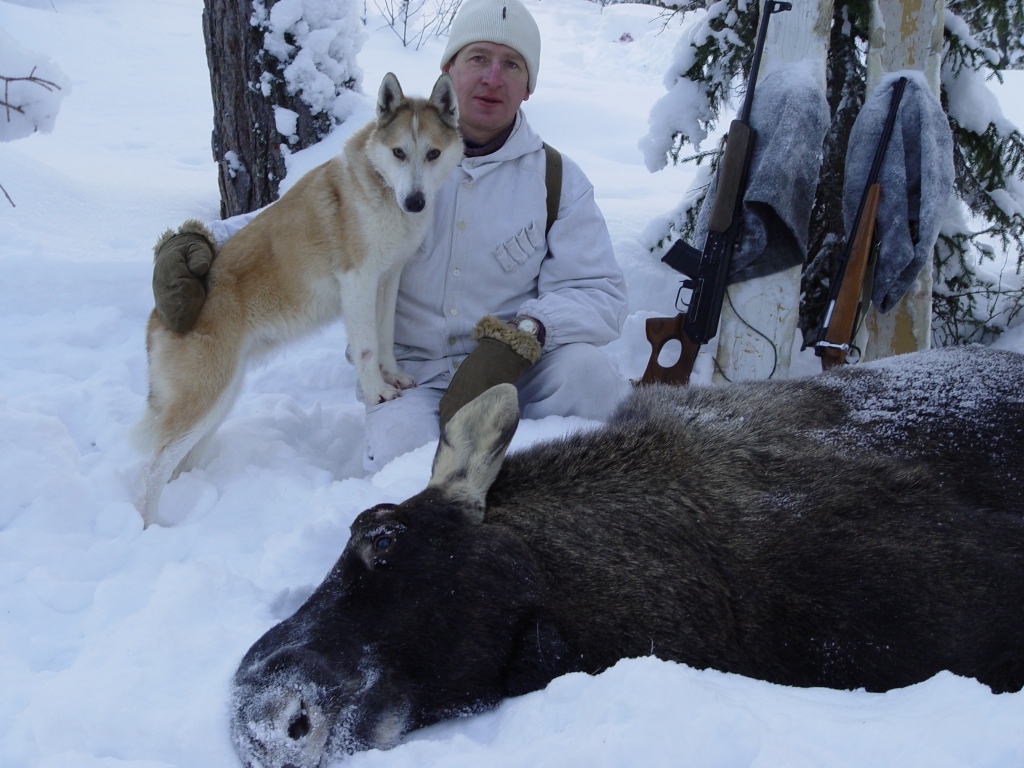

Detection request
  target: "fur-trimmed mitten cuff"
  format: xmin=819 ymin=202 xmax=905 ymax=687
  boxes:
xmin=152 ymin=219 xmax=218 ymax=334
xmin=438 ymin=315 xmax=543 ymax=429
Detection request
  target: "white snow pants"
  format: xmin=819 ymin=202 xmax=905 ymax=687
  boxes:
xmin=363 ymin=342 xmax=629 ymax=472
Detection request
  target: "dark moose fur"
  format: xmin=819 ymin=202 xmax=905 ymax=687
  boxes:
xmin=231 ymin=346 xmax=1024 ymax=768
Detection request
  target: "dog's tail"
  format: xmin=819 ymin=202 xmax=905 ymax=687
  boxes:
xmin=130 ymin=405 xmax=161 ymax=454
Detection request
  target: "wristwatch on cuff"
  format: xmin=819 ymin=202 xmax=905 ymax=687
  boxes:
xmin=512 ymin=315 xmax=546 ymax=346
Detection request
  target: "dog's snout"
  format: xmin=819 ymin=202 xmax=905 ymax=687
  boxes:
xmin=404 ymin=191 xmax=426 ymax=213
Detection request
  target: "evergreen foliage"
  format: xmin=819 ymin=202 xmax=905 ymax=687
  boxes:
xmin=952 ymin=0 xmax=1024 ymax=69
xmin=935 ymin=0 xmax=1024 ymax=343
xmin=649 ymin=0 xmax=1024 ymax=347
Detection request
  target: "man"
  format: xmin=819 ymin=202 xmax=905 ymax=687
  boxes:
xmin=153 ymin=0 xmax=629 ymax=471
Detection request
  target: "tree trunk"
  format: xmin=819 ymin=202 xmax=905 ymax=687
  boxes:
xmin=202 ymin=0 xmax=331 ymax=218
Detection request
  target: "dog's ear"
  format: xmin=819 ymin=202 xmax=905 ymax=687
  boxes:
xmin=377 ymin=72 xmax=405 ymax=127
xmin=430 ymin=73 xmax=459 ymax=131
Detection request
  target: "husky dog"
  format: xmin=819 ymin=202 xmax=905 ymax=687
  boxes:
xmin=135 ymin=72 xmax=462 ymax=525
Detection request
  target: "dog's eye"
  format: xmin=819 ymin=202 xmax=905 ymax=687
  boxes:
xmin=374 ymin=535 xmax=393 ymax=551
xmin=426 ymin=148 xmax=441 ymax=161
xmin=392 ymin=148 xmax=406 ymax=160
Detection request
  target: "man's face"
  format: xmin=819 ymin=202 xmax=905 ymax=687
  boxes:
xmin=443 ymin=41 xmax=530 ymax=145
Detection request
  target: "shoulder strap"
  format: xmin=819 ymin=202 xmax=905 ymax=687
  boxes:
xmin=542 ymin=142 xmax=562 ymax=236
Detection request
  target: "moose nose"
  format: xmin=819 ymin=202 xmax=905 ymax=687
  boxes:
xmin=288 ymin=710 xmax=312 ymax=740
xmin=404 ymin=191 xmax=425 ymax=213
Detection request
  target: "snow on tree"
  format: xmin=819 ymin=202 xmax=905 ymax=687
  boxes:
xmin=204 ymin=0 xmax=366 ymax=217
xmin=254 ymin=0 xmax=366 ymax=127
xmin=641 ymin=0 xmax=1024 ymax=349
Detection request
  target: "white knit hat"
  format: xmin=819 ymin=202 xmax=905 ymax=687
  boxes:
xmin=440 ymin=0 xmax=541 ymax=94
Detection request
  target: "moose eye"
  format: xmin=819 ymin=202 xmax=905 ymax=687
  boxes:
xmin=374 ymin=535 xmax=393 ymax=551
xmin=392 ymin=148 xmax=406 ymax=160
xmin=426 ymin=148 xmax=441 ymax=161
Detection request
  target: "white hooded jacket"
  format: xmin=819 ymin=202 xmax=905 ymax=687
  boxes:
xmin=392 ymin=110 xmax=628 ymax=384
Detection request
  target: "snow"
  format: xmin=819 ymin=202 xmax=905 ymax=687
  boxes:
xmin=941 ymin=59 xmax=1013 ymax=137
xmin=0 ymin=0 xmax=1023 ymax=767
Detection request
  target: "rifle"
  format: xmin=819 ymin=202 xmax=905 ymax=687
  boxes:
xmin=814 ymin=76 xmax=908 ymax=369
xmin=641 ymin=0 xmax=791 ymax=386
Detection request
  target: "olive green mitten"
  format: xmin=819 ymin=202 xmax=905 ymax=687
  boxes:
xmin=152 ymin=219 xmax=217 ymax=334
xmin=439 ymin=315 xmax=543 ymax=430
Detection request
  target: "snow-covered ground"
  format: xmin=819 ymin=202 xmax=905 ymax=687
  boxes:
xmin=1 ymin=0 xmax=1022 ymax=766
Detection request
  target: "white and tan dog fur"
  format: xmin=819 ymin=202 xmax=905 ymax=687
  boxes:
xmin=136 ymin=72 xmax=462 ymax=525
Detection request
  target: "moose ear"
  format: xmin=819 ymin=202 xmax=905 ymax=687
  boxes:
xmin=427 ymin=383 xmax=520 ymax=522
xmin=377 ymin=72 xmax=404 ymax=126
xmin=429 ymin=73 xmax=459 ymax=130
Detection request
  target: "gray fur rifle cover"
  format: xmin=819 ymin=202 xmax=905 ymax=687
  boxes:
xmin=693 ymin=63 xmax=831 ymax=284
xmin=843 ymin=72 xmax=954 ymax=313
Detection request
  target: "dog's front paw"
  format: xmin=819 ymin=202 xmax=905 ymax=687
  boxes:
xmin=369 ymin=383 xmax=404 ymax=404
xmin=383 ymin=368 xmax=416 ymax=390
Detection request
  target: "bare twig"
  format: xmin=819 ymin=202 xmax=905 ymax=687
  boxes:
xmin=2 ymin=66 xmax=62 ymax=122
xmin=374 ymin=0 xmax=459 ymax=48
xmin=0 ymin=67 xmax=63 ymax=206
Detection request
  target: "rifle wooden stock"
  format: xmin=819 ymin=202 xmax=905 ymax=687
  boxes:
xmin=818 ymin=184 xmax=881 ymax=368
xmin=640 ymin=313 xmax=702 ymax=385
xmin=639 ymin=107 xmax=755 ymax=387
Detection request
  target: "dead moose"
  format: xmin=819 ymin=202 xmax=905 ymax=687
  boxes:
xmin=230 ymin=345 xmax=1024 ymax=768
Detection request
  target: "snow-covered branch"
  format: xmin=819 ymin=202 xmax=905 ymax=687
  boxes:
xmin=1 ymin=67 xmax=62 ymax=121
xmin=0 ymin=28 xmax=71 ymax=206
xmin=252 ymin=0 xmax=365 ymax=130
xmin=0 ymin=28 xmax=69 ymax=143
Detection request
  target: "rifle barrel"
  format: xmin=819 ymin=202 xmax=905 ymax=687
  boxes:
xmin=736 ymin=0 xmax=792 ymax=124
